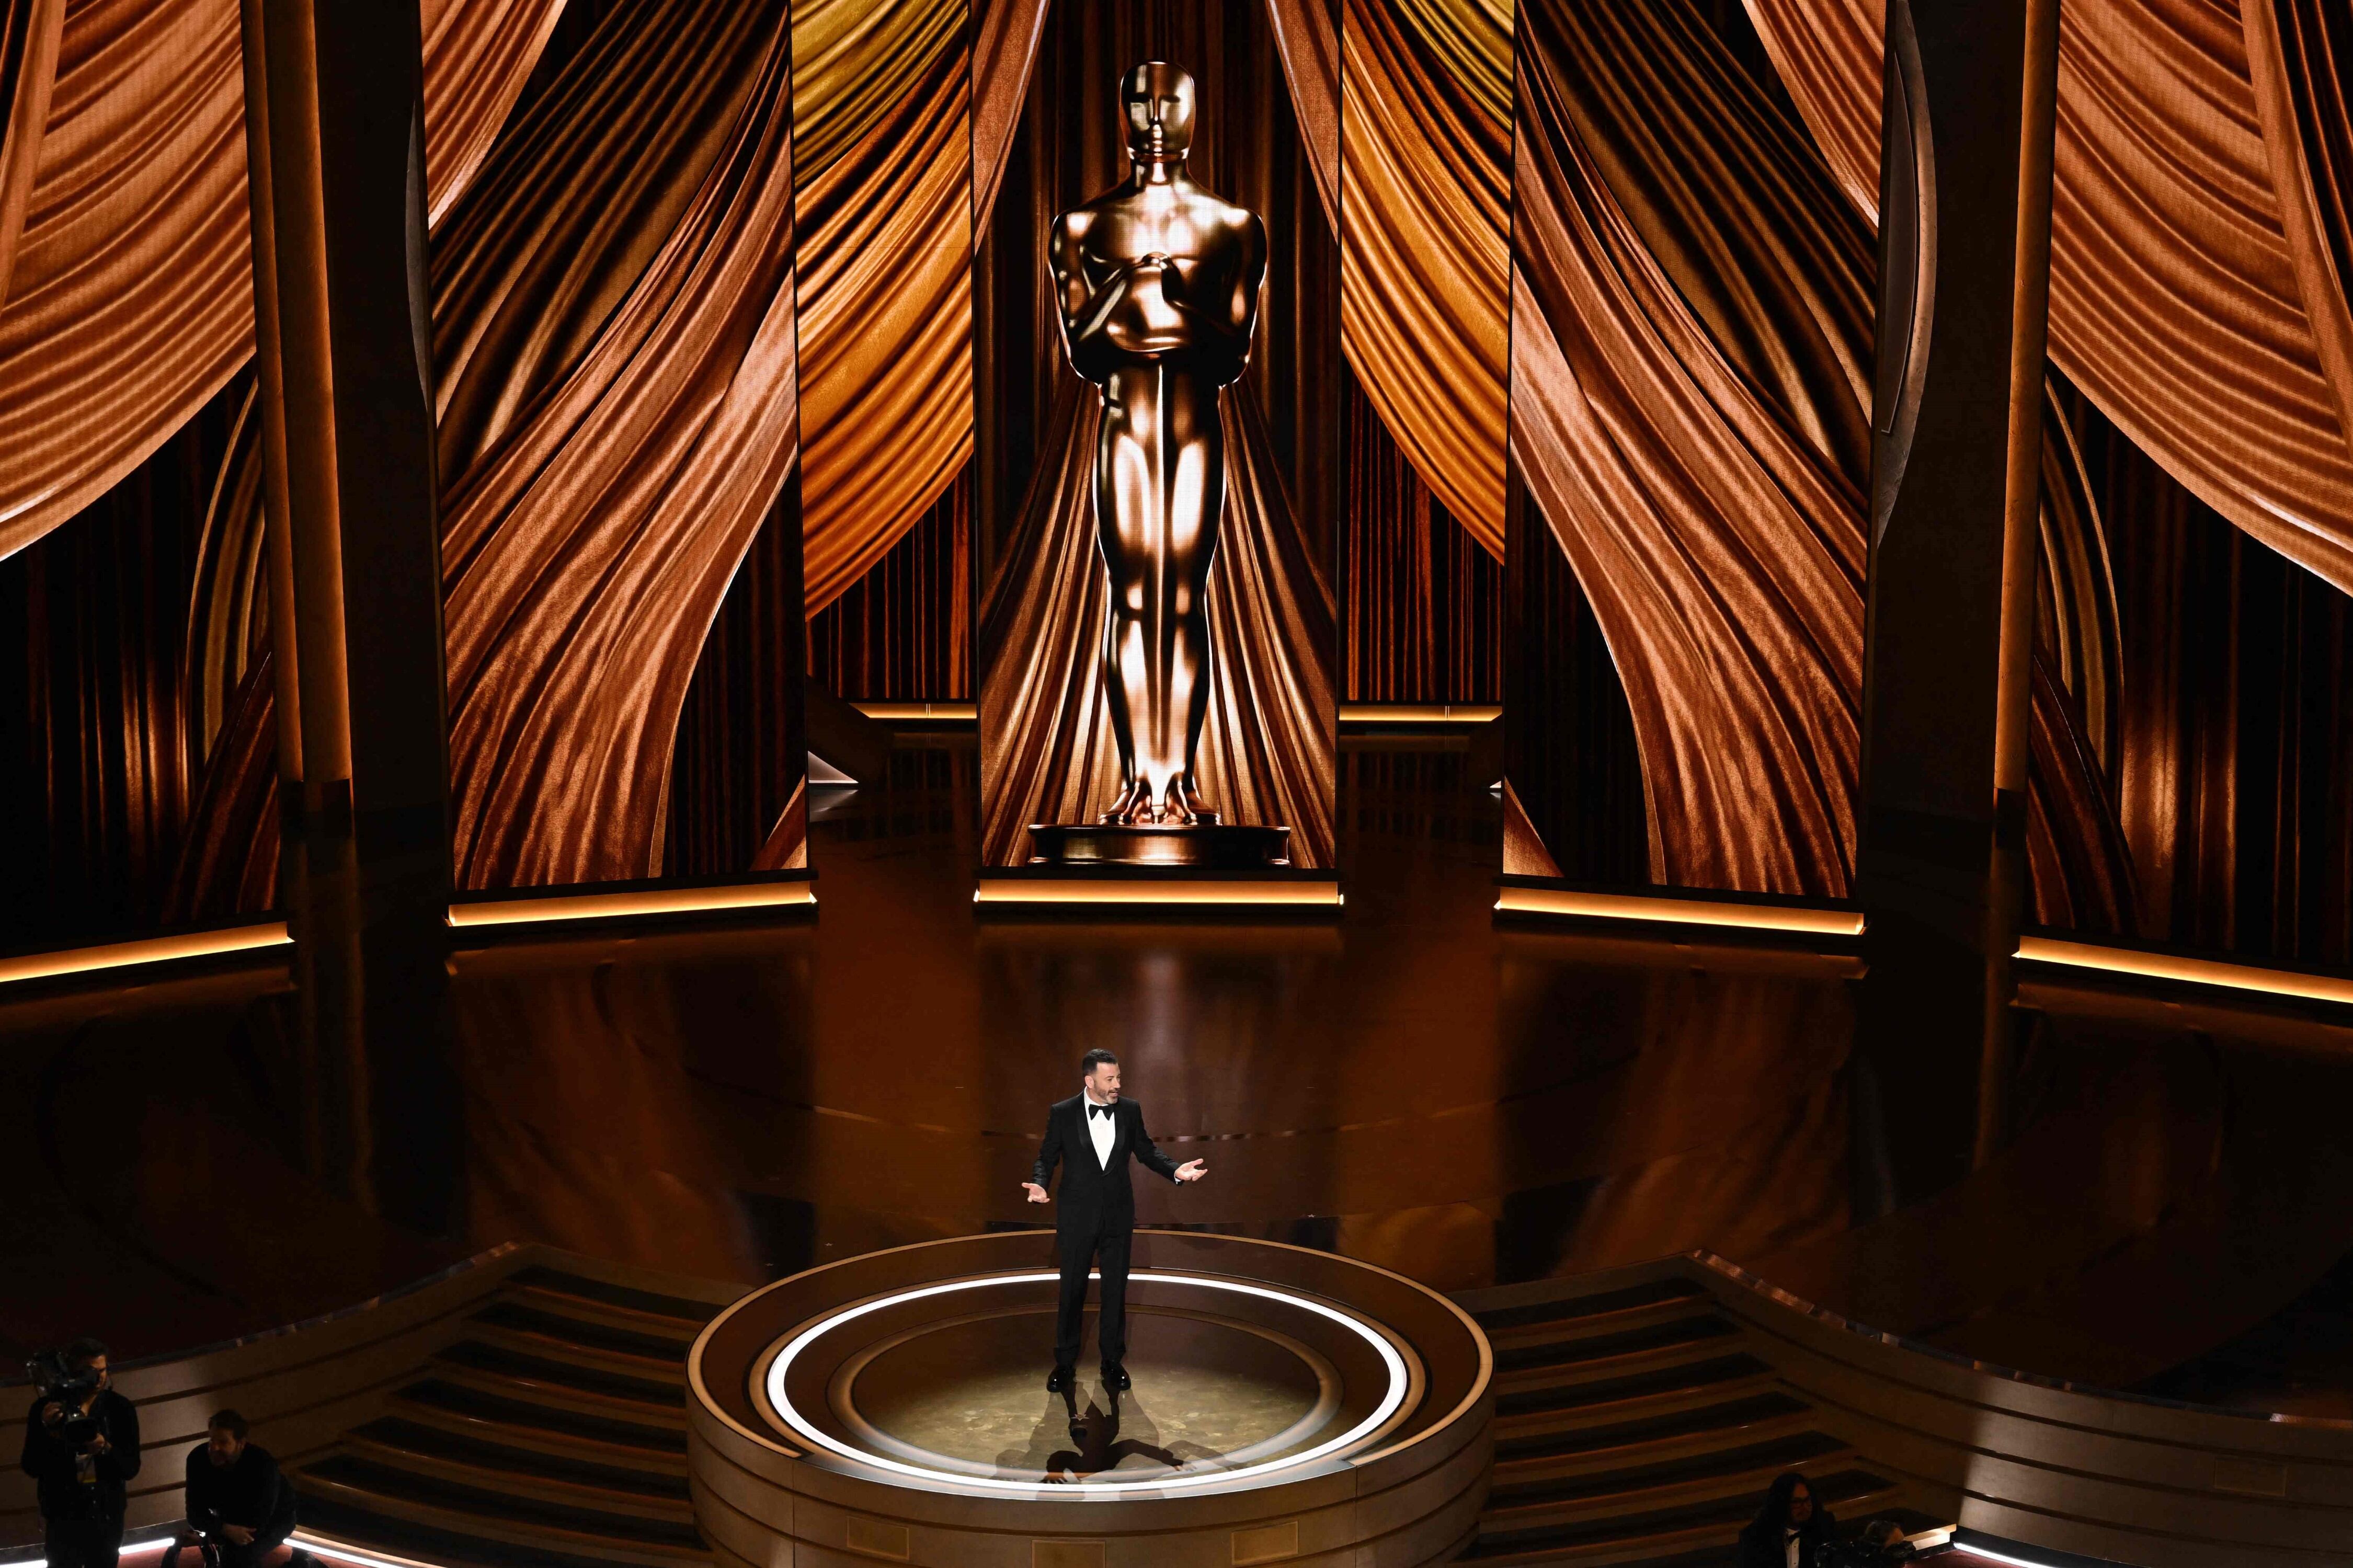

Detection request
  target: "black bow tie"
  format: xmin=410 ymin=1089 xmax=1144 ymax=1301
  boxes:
xmin=1089 ymin=1102 xmax=1115 ymax=1119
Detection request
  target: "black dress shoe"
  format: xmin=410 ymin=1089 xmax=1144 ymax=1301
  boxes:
xmin=1047 ymin=1364 xmax=1074 ymax=1393
xmin=1103 ymin=1362 xmax=1131 ymax=1391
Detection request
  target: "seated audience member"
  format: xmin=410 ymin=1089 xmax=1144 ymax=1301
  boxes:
xmin=163 ymin=1412 xmax=303 ymax=1568
xmin=1738 ymin=1471 xmax=1836 ymax=1568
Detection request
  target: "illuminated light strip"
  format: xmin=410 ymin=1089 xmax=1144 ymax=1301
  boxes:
xmin=11 ymin=1535 xmax=444 ymax=1568
xmin=1495 ymin=886 xmax=1863 ymax=937
xmin=2016 ymin=934 xmax=2353 ymax=1006
xmin=448 ymin=882 xmax=814 ymax=929
xmin=291 ymin=1536 xmax=448 ymax=1568
xmin=977 ymin=879 xmax=1343 ymax=908
xmin=764 ymin=1270 xmax=1408 ymax=1496
xmin=1943 ymin=1543 xmax=2075 ymax=1568
xmin=852 ymin=701 xmax=977 ymax=721
xmin=1337 ymin=703 xmax=1501 ymax=725
xmin=0 ymin=922 xmax=291 ymax=987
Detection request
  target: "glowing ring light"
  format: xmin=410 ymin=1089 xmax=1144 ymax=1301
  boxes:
xmin=763 ymin=1270 xmax=1412 ymax=1496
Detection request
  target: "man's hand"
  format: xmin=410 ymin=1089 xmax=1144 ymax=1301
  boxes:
xmin=1175 ymin=1160 xmax=1207 ymax=1183
xmin=1022 ymin=1182 xmax=1050 ymax=1204
xmin=40 ymin=1402 xmax=63 ymax=1426
xmin=222 ymin=1527 xmax=255 ymax=1546
xmin=86 ymin=1433 xmax=109 ymax=1455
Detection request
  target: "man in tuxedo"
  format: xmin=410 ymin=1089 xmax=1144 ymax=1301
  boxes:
xmin=1023 ymin=1048 xmax=1206 ymax=1392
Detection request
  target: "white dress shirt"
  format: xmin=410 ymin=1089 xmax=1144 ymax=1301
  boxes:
xmin=1785 ymin=1530 xmax=1801 ymax=1568
xmin=1084 ymin=1089 xmax=1116 ymax=1169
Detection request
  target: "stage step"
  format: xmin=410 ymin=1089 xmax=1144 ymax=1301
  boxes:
xmin=1463 ymin=1278 xmax=1941 ymax=1566
xmin=289 ymin=1263 xmax=733 ymax=1568
xmin=1465 ymin=1469 xmax=1906 ymax=1566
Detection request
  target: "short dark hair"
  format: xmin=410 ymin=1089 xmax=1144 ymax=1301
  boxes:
xmin=65 ymin=1338 xmax=107 ymax=1368
xmin=1080 ymin=1048 xmax=1119 ymax=1075
xmin=208 ymin=1410 xmax=249 ymax=1440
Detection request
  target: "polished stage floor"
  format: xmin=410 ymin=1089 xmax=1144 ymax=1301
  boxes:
xmin=7 ymin=732 xmax=2353 ymax=1417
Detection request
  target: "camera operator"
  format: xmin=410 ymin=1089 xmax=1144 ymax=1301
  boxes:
xmin=162 ymin=1411 xmax=302 ymax=1568
xmin=18 ymin=1338 xmax=142 ymax=1568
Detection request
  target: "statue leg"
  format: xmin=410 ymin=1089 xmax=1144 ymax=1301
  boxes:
xmin=1159 ymin=376 xmax=1223 ymax=825
xmin=1096 ymin=382 xmax=1156 ymax=825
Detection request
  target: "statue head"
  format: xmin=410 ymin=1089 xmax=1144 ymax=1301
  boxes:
xmin=1121 ymin=63 xmax=1196 ymax=161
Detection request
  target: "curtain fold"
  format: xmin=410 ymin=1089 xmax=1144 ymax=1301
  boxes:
xmin=1342 ymin=364 xmax=1501 ymax=701
xmin=971 ymin=0 xmax=1049 ymax=227
xmin=442 ymin=4 xmax=800 ymax=888
xmin=432 ymin=0 xmax=772 ymax=485
xmin=794 ymin=0 xmax=975 ymax=615
xmin=166 ymin=0 xmax=802 ymax=894
xmin=667 ymin=474 xmax=810 ymax=878
xmin=1744 ymin=0 xmax=2353 ymax=594
xmin=1510 ymin=0 xmax=1865 ymax=894
xmin=1263 ymin=0 xmax=1341 ymax=226
xmin=1263 ymin=0 xmax=1509 ymax=556
xmin=420 ymin=0 xmax=570 ymax=227
xmin=0 ymin=0 xmax=61 ymax=305
xmin=977 ymin=380 xmax=1337 ymax=868
xmin=2245 ymin=0 xmax=2353 ymax=468
xmin=0 ymin=0 xmax=565 ymax=562
xmin=0 ymin=0 xmax=248 ymax=563
xmin=1338 ymin=0 xmax=1511 ymax=554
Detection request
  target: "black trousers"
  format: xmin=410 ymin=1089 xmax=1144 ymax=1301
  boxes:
xmin=1053 ymin=1222 xmax=1132 ymax=1368
xmin=45 ymin=1514 xmax=124 ymax=1568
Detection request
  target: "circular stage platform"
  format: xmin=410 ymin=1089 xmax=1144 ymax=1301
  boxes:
xmin=687 ymin=1231 xmax=1493 ymax=1567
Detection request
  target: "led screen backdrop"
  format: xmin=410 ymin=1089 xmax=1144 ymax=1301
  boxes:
xmin=1500 ymin=0 xmax=2353 ymax=967
xmin=2 ymin=0 xmax=2348 ymax=961
xmin=0 ymin=0 xmax=811 ymax=941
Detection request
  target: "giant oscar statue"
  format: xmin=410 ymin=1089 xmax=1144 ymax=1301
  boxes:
xmin=1027 ymin=62 xmax=1288 ymax=868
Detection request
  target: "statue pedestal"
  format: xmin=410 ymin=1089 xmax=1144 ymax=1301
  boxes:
xmin=1027 ymin=822 xmax=1291 ymax=868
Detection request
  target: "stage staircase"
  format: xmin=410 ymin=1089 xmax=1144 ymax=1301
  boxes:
xmin=287 ymin=1263 xmax=729 ymax=1568
xmin=1458 ymin=1276 xmax=1939 ymax=1567
xmin=275 ymin=1260 xmax=1947 ymax=1568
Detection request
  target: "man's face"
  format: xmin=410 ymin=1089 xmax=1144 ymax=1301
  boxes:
xmin=1087 ymin=1060 xmax=1122 ymax=1102
xmin=207 ymin=1428 xmax=245 ymax=1467
xmin=1122 ymin=65 xmax=1196 ymax=157
xmin=79 ymin=1356 xmax=109 ymax=1397
xmin=1788 ymin=1483 xmax=1813 ymax=1525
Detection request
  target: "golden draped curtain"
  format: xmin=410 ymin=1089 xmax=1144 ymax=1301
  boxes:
xmin=1509 ymin=0 xmax=1868 ymax=894
xmin=793 ymin=0 xmax=975 ymax=614
xmin=442 ymin=3 xmax=802 ymax=888
xmin=0 ymin=0 xmax=61 ymax=306
xmin=0 ymin=0 xmax=564 ymax=562
xmin=175 ymin=0 xmax=807 ymax=897
xmin=1337 ymin=0 xmax=1512 ymax=553
xmin=1507 ymin=0 xmax=2135 ymax=907
xmin=1743 ymin=0 xmax=2353 ymax=593
xmin=1263 ymin=0 xmax=1512 ymax=557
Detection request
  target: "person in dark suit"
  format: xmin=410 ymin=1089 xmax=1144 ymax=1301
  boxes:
xmin=1737 ymin=1471 xmax=1835 ymax=1568
xmin=1023 ymin=1048 xmax=1206 ymax=1392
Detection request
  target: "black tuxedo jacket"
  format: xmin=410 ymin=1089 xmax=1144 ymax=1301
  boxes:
xmin=1033 ymin=1094 xmax=1182 ymax=1234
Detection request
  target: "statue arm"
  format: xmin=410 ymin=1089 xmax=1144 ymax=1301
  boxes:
xmin=1049 ymin=214 xmax=1122 ymax=383
xmin=1163 ymin=212 xmax=1265 ymax=383
xmin=1228 ymin=213 xmax=1268 ymax=345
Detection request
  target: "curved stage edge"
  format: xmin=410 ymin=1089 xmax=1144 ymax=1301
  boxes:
xmin=686 ymin=1231 xmax=1494 ymax=1568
